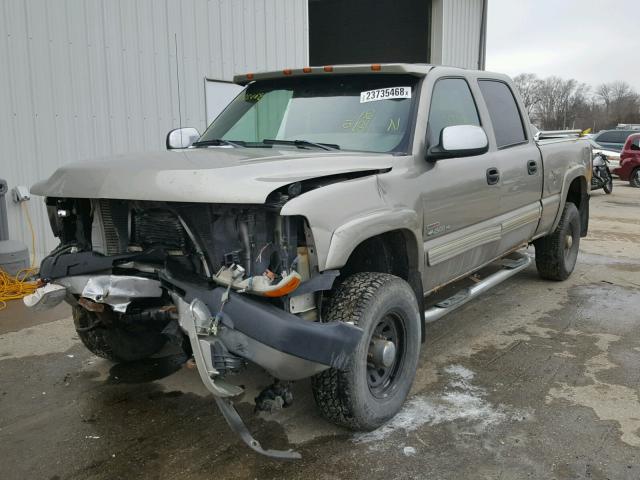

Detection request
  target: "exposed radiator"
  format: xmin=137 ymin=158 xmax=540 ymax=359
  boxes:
xmin=92 ymin=199 xmax=129 ymax=255
xmin=131 ymin=208 xmax=187 ymax=250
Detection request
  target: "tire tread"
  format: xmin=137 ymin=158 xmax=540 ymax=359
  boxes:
xmin=312 ymin=272 xmax=405 ymax=429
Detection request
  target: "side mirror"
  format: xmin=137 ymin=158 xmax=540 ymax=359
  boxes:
xmin=427 ymin=125 xmax=489 ymax=161
xmin=166 ymin=127 xmax=200 ymax=149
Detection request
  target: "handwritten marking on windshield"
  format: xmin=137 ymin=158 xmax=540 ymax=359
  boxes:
xmin=388 ymin=118 xmax=400 ymax=132
xmin=343 ymin=111 xmax=374 ymax=132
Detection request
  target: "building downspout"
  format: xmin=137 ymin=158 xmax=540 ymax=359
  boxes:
xmin=478 ymin=0 xmax=488 ymax=70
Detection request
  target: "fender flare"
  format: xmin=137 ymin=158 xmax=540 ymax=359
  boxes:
xmin=324 ymin=208 xmax=422 ymax=271
xmin=549 ymin=165 xmax=588 ymax=233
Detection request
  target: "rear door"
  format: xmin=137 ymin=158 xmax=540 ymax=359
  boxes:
xmin=476 ymin=79 xmax=543 ymax=253
xmin=421 ymin=76 xmax=502 ymax=291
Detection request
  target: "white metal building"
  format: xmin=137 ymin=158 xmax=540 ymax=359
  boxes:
xmin=0 ymin=0 xmax=487 ymax=261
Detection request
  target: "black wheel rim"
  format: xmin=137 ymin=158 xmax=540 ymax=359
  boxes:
xmin=366 ymin=311 xmax=406 ymax=399
xmin=563 ymin=220 xmax=580 ymax=270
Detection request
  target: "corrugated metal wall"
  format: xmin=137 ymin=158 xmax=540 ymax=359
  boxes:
xmin=0 ymin=0 xmax=308 ymax=261
xmin=430 ymin=0 xmax=483 ymax=69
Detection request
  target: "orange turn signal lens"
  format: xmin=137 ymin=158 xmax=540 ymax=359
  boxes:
xmin=371 ymin=64 xmax=381 ymax=71
xmin=263 ymin=276 xmax=301 ymax=298
xmin=323 ymin=65 xmax=333 ymax=72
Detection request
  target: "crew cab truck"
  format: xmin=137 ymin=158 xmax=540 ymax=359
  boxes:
xmin=26 ymin=64 xmax=591 ymax=459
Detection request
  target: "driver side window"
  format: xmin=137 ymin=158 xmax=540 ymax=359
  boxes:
xmin=427 ymin=78 xmax=480 ymax=148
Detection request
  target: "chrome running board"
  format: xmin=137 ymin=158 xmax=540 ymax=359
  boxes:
xmin=424 ymin=252 xmax=531 ymax=324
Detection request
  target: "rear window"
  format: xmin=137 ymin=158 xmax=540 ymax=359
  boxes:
xmin=478 ymin=80 xmax=527 ymax=148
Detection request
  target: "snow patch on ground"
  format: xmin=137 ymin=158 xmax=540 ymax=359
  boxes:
xmin=354 ymin=364 xmax=523 ymax=444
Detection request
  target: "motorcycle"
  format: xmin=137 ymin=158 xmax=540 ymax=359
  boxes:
xmin=591 ymin=153 xmax=613 ymax=194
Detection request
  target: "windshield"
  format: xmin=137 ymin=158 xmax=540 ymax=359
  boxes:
xmin=198 ymin=74 xmax=419 ymax=153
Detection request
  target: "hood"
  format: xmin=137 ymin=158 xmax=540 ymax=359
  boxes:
xmin=31 ymin=147 xmax=395 ymax=204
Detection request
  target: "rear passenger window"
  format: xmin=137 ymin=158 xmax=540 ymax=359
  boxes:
xmin=616 ymin=131 xmax=632 ymax=143
xmin=598 ymin=131 xmax=630 ymax=144
xmin=596 ymin=132 xmax=616 ymax=143
xmin=427 ymin=78 xmax=480 ymax=147
xmin=478 ymin=80 xmax=527 ymax=148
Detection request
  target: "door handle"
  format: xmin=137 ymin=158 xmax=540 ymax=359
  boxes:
xmin=486 ymin=167 xmax=500 ymax=185
xmin=527 ymin=160 xmax=538 ymax=175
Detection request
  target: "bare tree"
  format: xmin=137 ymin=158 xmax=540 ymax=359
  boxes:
xmin=513 ymin=73 xmax=541 ymax=116
xmin=533 ymin=76 xmax=588 ymax=130
xmin=512 ymin=73 xmax=640 ymax=131
xmin=595 ymin=81 xmax=640 ymax=126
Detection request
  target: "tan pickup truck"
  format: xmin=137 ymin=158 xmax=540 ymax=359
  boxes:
xmin=27 ymin=64 xmax=591 ymax=458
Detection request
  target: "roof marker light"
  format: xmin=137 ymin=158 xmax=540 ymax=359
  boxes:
xmin=246 ymin=73 xmax=254 ymax=80
xmin=371 ymin=64 xmax=381 ymax=71
xmin=283 ymin=68 xmax=293 ymax=75
xmin=302 ymin=67 xmax=312 ymax=73
xmin=323 ymin=66 xmax=333 ymax=72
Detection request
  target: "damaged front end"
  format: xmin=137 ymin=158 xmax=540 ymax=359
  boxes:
xmin=26 ymin=196 xmax=362 ymax=458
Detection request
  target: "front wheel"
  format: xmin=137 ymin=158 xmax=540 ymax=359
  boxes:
xmin=73 ymin=306 xmax=168 ymax=363
xmin=311 ymin=272 xmax=421 ymax=430
xmin=603 ymin=172 xmax=613 ymax=194
xmin=533 ymin=202 xmax=581 ymax=281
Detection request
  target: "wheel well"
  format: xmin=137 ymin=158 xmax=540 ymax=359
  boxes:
xmin=338 ymin=230 xmax=426 ymax=341
xmin=566 ymin=176 xmax=589 ymax=237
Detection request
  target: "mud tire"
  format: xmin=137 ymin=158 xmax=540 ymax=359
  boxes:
xmin=73 ymin=306 xmax=167 ymax=363
xmin=311 ymin=272 xmax=421 ymax=430
xmin=534 ymin=202 xmax=581 ymax=281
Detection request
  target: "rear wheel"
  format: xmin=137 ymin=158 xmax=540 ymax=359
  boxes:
xmin=311 ymin=272 xmax=421 ymax=430
xmin=534 ymin=202 xmax=581 ymax=281
xmin=73 ymin=306 xmax=167 ymax=363
xmin=630 ymin=168 xmax=640 ymax=188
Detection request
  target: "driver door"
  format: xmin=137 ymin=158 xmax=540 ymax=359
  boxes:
xmin=420 ymin=77 xmax=502 ymax=291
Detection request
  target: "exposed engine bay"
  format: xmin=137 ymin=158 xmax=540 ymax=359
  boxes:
xmin=48 ymin=197 xmax=308 ymax=294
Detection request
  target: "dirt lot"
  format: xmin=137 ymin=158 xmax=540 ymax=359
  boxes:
xmin=1 ymin=181 xmax=639 ymax=480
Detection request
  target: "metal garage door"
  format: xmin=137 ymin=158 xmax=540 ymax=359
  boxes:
xmin=308 ymin=0 xmax=431 ymax=65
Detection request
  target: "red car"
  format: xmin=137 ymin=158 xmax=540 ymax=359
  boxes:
xmin=613 ymin=133 xmax=640 ymax=187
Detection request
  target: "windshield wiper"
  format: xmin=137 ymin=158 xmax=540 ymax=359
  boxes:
xmin=192 ymin=139 xmax=245 ymax=148
xmin=262 ymin=139 xmax=340 ymax=151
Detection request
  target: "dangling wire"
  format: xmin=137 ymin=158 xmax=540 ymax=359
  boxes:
xmin=0 ymin=202 xmax=39 ymax=310
xmin=0 ymin=268 xmax=39 ymax=310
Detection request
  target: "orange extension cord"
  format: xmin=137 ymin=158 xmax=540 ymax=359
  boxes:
xmin=0 ymin=202 xmax=39 ymax=311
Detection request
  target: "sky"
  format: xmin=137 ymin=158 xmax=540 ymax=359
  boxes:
xmin=486 ymin=0 xmax=640 ymax=92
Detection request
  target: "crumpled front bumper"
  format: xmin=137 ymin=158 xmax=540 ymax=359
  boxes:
xmin=163 ymin=275 xmax=363 ymax=460
xmin=25 ymin=270 xmax=363 ymax=383
xmin=163 ymin=273 xmax=363 ymax=383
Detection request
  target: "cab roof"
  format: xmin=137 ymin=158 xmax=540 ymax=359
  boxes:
xmin=233 ymin=63 xmax=435 ymax=85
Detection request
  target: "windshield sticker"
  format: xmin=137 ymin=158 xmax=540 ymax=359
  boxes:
xmin=360 ymin=87 xmax=411 ymax=103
